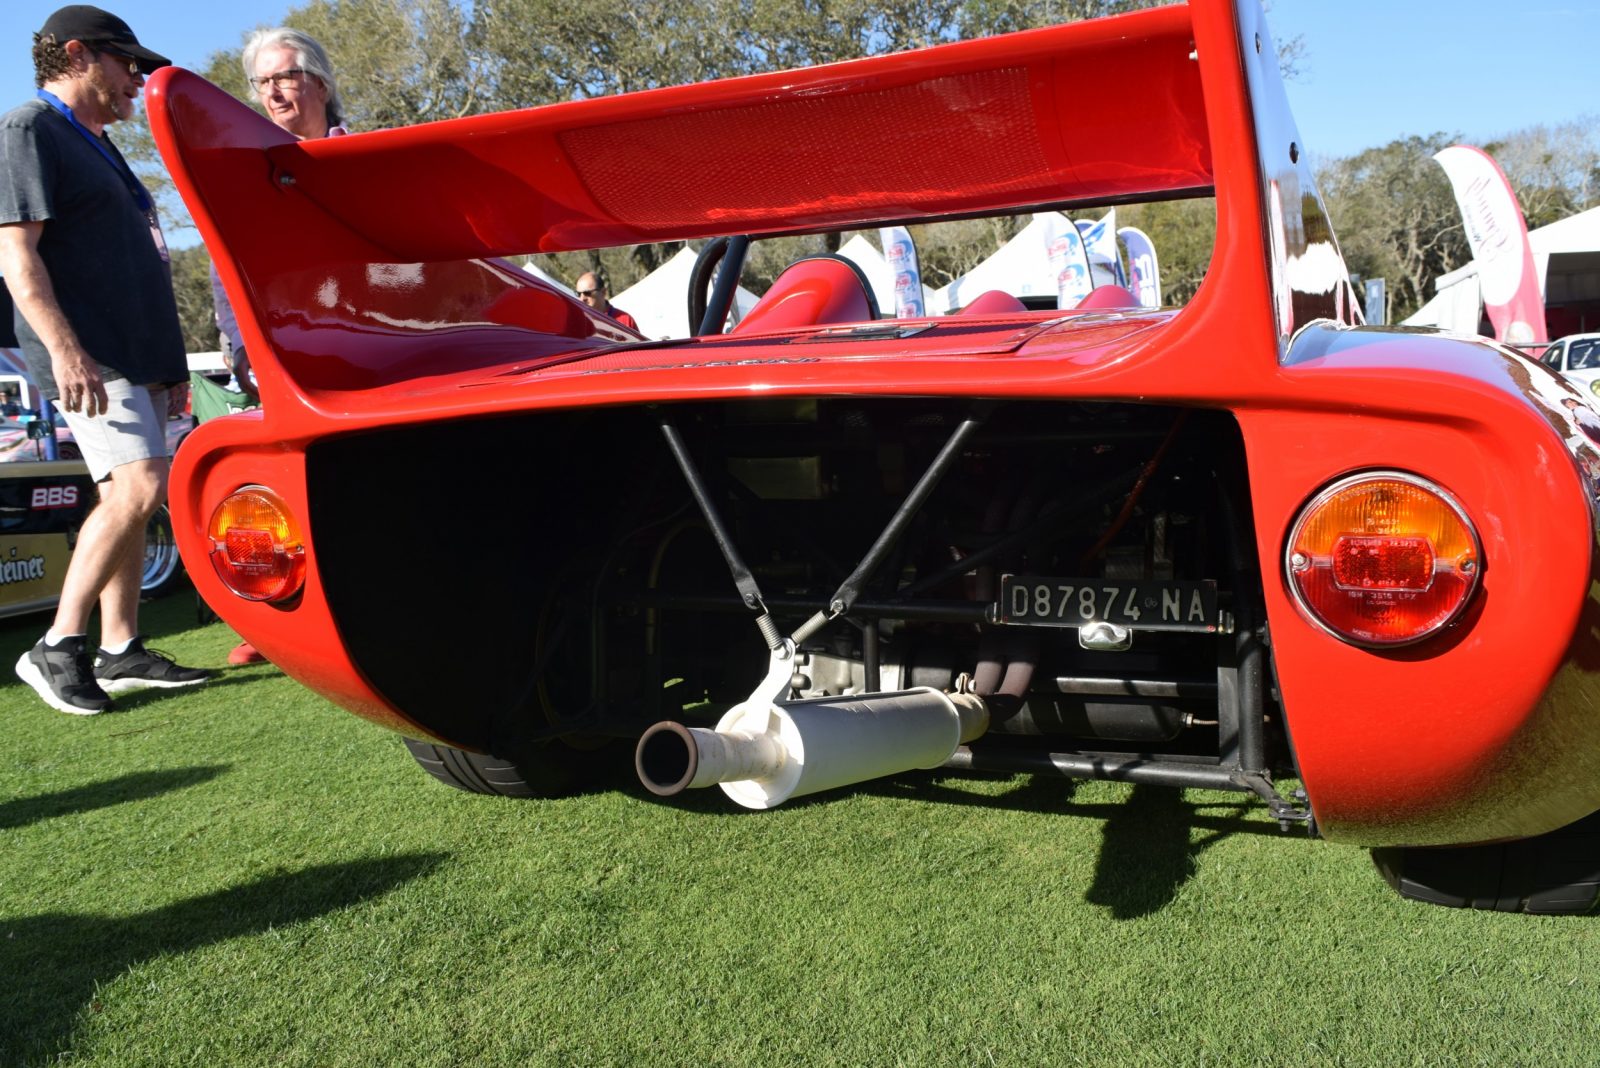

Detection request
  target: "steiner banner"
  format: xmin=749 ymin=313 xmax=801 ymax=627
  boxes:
xmin=1433 ymin=144 xmax=1547 ymax=344
xmin=1118 ymin=226 xmax=1161 ymax=308
xmin=1039 ymin=213 xmax=1094 ymax=309
xmin=879 ymin=226 xmax=926 ymax=318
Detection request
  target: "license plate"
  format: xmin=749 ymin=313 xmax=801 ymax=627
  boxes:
xmin=998 ymin=575 xmax=1220 ymax=632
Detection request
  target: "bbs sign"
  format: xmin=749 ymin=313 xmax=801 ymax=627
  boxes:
xmin=31 ymin=484 xmax=80 ymax=510
xmin=2 ymin=472 xmax=93 ymax=536
xmin=1 ymin=468 xmax=94 ymax=616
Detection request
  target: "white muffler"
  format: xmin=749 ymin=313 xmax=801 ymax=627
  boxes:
xmin=635 ymin=681 xmax=989 ymax=810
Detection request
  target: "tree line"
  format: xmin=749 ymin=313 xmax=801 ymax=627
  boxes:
xmin=123 ymin=0 xmax=1594 ymax=350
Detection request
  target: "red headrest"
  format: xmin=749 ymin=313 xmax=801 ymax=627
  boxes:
xmin=1074 ymin=284 xmax=1139 ymax=310
xmin=957 ymin=290 xmax=1029 ymax=316
xmin=733 ymin=256 xmax=877 ymax=334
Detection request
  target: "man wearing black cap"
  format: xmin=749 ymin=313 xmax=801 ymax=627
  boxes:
xmin=0 ymin=5 xmax=211 ymax=715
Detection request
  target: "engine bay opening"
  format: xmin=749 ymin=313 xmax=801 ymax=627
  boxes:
xmin=312 ymin=396 xmax=1295 ymax=812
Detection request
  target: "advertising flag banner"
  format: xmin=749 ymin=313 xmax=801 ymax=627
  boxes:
xmin=878 ymin=226 xmax=926 ymax=318
xmin=1076 ymin=210 xmax=1125 ymax=288
xmin=1117 ymin=226 xmax=1161 ymax=308
xmin=1433 ymin=144 xmax=1547 ymax=343
xmin=1039 ymin=213 xmax=1094 ymax=309
xmin=1364 ymin=278 xmax=1387 ymax=325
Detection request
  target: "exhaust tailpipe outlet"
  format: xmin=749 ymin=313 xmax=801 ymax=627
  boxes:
xmin=635 ymin=687 xmax=988 ymax=810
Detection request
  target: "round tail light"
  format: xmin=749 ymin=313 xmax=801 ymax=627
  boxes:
xmin=207 ymin=486 xmax=306 ymax=602
xmin=1286 ymin=471 xmax=1481 ymax=647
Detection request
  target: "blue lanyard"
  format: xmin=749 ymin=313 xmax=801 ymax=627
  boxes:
xmin=35 ymin=89 xmax=152 ymax=214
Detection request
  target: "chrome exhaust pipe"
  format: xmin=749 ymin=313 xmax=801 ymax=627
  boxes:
xmin=636 ymin=687 xmax=988 ymax=810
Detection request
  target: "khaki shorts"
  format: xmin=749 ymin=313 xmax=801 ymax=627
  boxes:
xmin=56 ymin=379 xmax=169 ymax=483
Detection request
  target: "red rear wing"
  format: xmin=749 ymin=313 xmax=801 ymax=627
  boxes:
xmin=147 ymin=1 xmax=1350 ymax=401
xmin=150 ymin=4 xmax=1215 ymax=261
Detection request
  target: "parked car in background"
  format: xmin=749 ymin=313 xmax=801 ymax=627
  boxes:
xmin=0 ymin=411 xmax=195 ymax=464
xmin=152 ymin=0 xmax=1600 ymax=913
xmin=1541 ymin=332 xmax=1600 ymax=400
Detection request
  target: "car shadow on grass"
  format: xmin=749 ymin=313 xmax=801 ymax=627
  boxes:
xmin=0 ymin=765 xmax=230 ymax=831
xmin=1083 ymin=783 xmax=1257 ymax=919
xmin=630 ymin=764 xmax=1278 ymax=917
xmin=849 ymin=771 xmax=1276 ymax=919
xmin=0 ymin=852 xmax=448 ymax=1065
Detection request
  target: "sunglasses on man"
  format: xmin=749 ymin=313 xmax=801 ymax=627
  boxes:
xmin=89 ymin=42 xmax=143 ymax=76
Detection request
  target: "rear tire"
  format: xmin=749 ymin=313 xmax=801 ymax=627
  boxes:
xmin=1373 ymin=811 xmax=1600 ymax=914
xmin=403 ymin=737 xmax=614 ymax=798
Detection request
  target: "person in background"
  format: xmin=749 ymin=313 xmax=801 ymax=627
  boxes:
xmin=575 ymin=271 xmax=638 ymax=331
xmin=210 ymin=26 xmax=346 ymax=410
xmin=1 ymin=5 xmax=212 ymax=714
xmin=208 ymin=25 xmax=347 ymax=667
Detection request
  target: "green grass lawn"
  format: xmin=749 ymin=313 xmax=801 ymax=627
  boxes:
xmin=3 ymin=592 xmax=1599 ymax=1067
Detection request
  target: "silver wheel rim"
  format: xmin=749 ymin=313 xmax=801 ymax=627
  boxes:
xmin=142 ymin=506 xmax=182 ymax=592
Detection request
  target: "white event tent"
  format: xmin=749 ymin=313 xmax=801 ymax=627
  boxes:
xmin=934 ymin=214 xmax=1061 ymax=313
xmin=1404 ymin=206 xmax=1600 ymax=335
xmin=612 ymin=246 xmax=759 ymax=339
xmin=517 ymin=259 xmax=574 ymax=295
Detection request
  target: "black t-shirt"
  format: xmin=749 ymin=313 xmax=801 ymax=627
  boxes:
xmin=0 ymin=98 xmax=185 ymax=399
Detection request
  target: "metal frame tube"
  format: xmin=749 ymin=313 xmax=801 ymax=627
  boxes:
xmin=658 ymin=416 xmax=765 ymax=614
xmin=945 ymin=745 xmax=1253 ymax=792
xmin=695 ymin=235 xmax=750 ymax=336
xmin=816 ymin=408 xmax=990 ymax=622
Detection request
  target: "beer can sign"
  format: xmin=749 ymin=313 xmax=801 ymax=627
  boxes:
xmin=879 ymin=225 xmax=925 ymax=318
xmin=1041 ymin=214 xmax=1094 ymax=309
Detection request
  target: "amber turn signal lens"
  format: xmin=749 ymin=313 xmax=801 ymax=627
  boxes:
xmin=207 ymin=486 xmax=306 ymax=602
xmin=1285 ymin=472 xmax=1481 ymax=647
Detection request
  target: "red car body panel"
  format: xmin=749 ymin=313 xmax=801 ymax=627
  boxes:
xmin=148 ymin=0 xmax=1600 ymax=846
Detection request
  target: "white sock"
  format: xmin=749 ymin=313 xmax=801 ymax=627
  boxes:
xmin=100 ymin=637 xmax=136 ymax=655
xmin=45 ymin=630 xmax=87 ymax=647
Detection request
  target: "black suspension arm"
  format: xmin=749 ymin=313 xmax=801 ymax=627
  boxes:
xmin=792 ymin=405 xmax=992 ymax=644
xmin=658 ymin=414 xmax=783 ymax=650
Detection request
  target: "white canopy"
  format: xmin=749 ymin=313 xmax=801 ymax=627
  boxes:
xmin=1404 ymin=206 xmax=1600 ymax=330
xmin=612 ymin=247 xmax=759 ymax=339
xmin=518 ymin=260 xmax=574 ymax=295
xmin=934 ymin=215 xmax=1062 ymax=313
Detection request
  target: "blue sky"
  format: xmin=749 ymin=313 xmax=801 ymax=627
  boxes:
xmin=1268 ymin=1 xmax=1597 ymax=160
xmin=1 ymin=1 xmax=1593 ymax=163
xmin=1 ymin=3 xmax=289 ymax=105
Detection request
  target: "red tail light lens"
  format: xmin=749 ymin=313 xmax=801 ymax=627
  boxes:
xmin=1286 ymin=472 xmax=1481 ymax=647
xmin=207 ymin=486 xmax=306 ymax=602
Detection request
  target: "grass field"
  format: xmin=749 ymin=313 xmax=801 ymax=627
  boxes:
xmin=3 ymin=592 xmax=1599 ymax=1067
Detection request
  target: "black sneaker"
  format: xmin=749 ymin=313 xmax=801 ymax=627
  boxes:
xmin=93 ymin=638 xmax=214 ymax=694
xmin=15 ymin=636 xmax=113 ymax=715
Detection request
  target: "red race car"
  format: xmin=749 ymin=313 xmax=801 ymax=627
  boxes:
xmin=149 ymin=0 xmax=1600 ymax=912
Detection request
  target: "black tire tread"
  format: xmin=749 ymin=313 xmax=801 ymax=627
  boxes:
xmin=403 ymin=737 xmax=595 ymax=798
xmin=403 ymin=738 xmax=545 ymax=797
xmin=1374 ymin=810 xmax=1600 ymax=915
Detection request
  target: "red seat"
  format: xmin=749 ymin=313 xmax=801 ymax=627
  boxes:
xmin=957 ymin=290 xmax=1029 ymax=316
xmin=732 ymin=255 xmax=878 ymax=334
xmin=1074 ymin=284 xmax=1139 ymax=310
